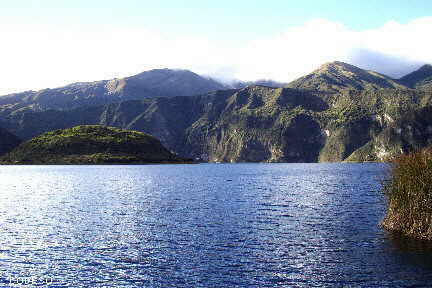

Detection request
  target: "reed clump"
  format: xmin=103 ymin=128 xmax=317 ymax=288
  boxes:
xmin=382 ymin=148 xmax=432 ymax=240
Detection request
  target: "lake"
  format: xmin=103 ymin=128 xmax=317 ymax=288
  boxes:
xmin=1 ymin=163 xmax=432 ymax=287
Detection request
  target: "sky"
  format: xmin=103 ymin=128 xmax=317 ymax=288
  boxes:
xmin=1 ymin=0 xmax=432 ymax=94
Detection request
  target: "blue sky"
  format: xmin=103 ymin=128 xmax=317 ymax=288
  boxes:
xmin=3 ymin=0 xmax=432 ymax=41
xmin=1 ymin=0 xmax=432 ymax=94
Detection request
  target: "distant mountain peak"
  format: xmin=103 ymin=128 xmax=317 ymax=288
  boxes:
xmin=319 ymin=61 xmax=355 ymax=70
xmin=0 ymin=68 xmax=229 ymax=112
xmin=133 ymin=68 xmax=199 ymax=78
xmin=287 ymin=61 xmax=406 ymax=92
xmin=126 ymin=68 xmax=226 ymax=96
xmin=317 ymin=61 xmax=373 ymax=76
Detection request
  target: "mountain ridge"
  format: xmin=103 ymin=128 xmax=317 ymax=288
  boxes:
xmin=3 ymin=85 xmax=430 ymax=163
xmin=0 ymin=68 xmax=228 ymax=113
xmin=2 ymin=61 xmax=432 ymax=163
xmin=0 ymin=62 xmax=428 ymax=118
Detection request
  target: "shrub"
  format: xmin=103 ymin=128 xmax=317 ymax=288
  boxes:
xmin=382 ymin=148 xmax=432 ymax=240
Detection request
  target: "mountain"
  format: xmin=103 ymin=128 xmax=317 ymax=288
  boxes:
xmin=0 ymin=68 xmax=227 ymax=115
xmin=3 ymin=83 xmax=430 ymax=163
xmin=1 ymin=125 xmax=189 ymax=164
xmin=0 ymin=126 xmax=21 ymax=156
xmin=126 ymin=69 xmax=226 ymax=96
xmin=399 ymin=64 xmax=432 ymax=89
xmin=2 ymin=62 xmax=432 ymax=163
xmin=286 ymin=61 xmax=407 ymax=92
xmin=0 ymin=87 xmax=328 ymax=162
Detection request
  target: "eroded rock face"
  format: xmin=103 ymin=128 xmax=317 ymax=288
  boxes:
xmin=347 ymin=106 xmax=432 ymax=161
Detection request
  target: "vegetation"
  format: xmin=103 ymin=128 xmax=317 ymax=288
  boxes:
xmin=382 ymin=148 xmax=432 ymax=239
xmin=1 ymin=125 xmax=191 ymax=164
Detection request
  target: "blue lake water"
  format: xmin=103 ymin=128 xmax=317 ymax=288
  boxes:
xmin=1 ymin=163 xmax=432 ymax=287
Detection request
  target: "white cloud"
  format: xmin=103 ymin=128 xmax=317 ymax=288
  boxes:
xmin=234 ymin=19 xmax=356 ymax=82
xmin=1 ymin=17 xmax=432 ymax=95
xmin=0 ymin=23 xmax=232 ymax=95
xmin=234 ymin=17 xmax=432 ymax=82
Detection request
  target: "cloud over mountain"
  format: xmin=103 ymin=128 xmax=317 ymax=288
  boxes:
xmin=1 ymin=17 xmax=432 ymax=94
xmin=235 ymin=17 xmax=432 ymax=81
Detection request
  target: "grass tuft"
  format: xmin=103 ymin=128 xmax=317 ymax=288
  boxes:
xmin=382 ymin=147 xmax=432 ymax=240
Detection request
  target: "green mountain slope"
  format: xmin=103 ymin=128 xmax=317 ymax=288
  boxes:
xmin=3 ymin=84 xmax=430 ymax=162
xmin=1 ymin=125 xmax=188 ymax=164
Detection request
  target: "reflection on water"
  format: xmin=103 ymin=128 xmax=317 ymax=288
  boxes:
xmin=0 ymin=163 xmax=432 ymax=287
xmin=384 ymin=231 xmax=432 ymax=272
xmin=386 ymin=231 xmax=432 ymax=252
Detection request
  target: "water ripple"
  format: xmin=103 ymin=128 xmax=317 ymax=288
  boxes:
xmin=0 ymin=163 xmax=431 ymax=287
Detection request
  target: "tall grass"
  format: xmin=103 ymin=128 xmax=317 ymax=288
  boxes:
xmin=382 ymin=148 xmax=432 ymax=240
